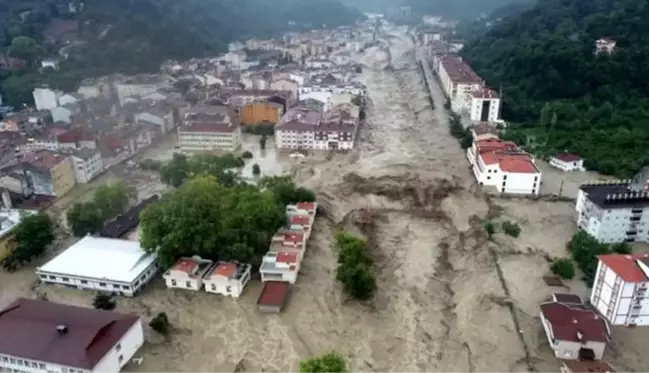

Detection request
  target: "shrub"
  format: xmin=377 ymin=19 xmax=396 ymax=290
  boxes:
xmin=501 ymin=221 xmax=522 ymax=237
xmin=150 ymin=312 xmax=170 ymax=335
xmin=551 ymin=258 xmax=576 ymax=280
xmin=334 ymin=232 xmax=376 ymax=300
xmin=483 ymin=220 xmax=496 ymax=239
xmin=252 ymin=163 xmax=261 ymax=175
xmin=300 ymin=352 xmax=348 ymax=372
xmin=241 ymin=151 xmax=253 ymax=159
xmin=92 ymin=293 xmax=116 ymax=310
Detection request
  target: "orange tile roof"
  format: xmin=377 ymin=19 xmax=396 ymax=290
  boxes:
xmin=496 ymin=153 xmax=538 ymax=173
xmin=476 ymin=138 xmax=517 ymax=153
xmin=213 ymin=262 xmax=237 ymax=278
xmin=480 ymin=152 xmax=497 ymax=165
xmin=172 ymin=259 xmax=199 ymax=274
xmin=284 ymin=232 xmax=305 ymax=243
xmin=296 ymin=202 xmax=316 ymax=211
xmin=290 ymin=215 xmax=310 ymax=226
xmin=598 ymin=254 xmax=649 ymax=283
xmin=277 ymin=252 xmax=298 ymax=264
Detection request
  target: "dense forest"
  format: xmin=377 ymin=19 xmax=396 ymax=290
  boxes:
xmin=405 ymin=0 xmax=533 ymax=21
xmin=461 ymin=0 xmax=649 ymax=177
xmin=0 ymin=0 xmax=363 ymax=106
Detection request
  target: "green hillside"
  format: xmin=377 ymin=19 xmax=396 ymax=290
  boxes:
xmin=461 ymin=0 xmax=649 ymax=177
xmin=405 ymin=0 xmax=534 ymax=21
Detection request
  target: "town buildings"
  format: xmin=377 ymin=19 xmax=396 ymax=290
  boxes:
xmin=21 ymin=150 xmax=76 ymax=197
xmin=590 ymin=253 xmax=649 ymax=326
xmin=550 ymin=153 xmax=585 ymax=172
xmin=0 ymin=298 xmax=144 ymax=373
xmin=178 ymin=106 xmax=241 ymax=152
xmin=260 ymin=251 xmax=300 ymax=284
xmin=202 ymin=261 xmax=252 ymax=298
xmin=576 ymin=180 xmax=649 ymax=244
xmin=71 ymin=148 xmax=103 ymax=183
xmin=32 ymin=88 xmax=61 ymax=111
xmin=540 ymin=294 xmax=610 ymax=360
xmin=469 ymin=87 xmax=500 ymax=122
xmin=36 ymin=236 xmax=158 ymax=297
xmin=163 ymin=256 xmax=213 ymax=291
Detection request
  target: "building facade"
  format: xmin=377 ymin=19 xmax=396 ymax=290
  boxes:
xmin=203 ymin=261 xmax=252 ymax=298
xmin=178 ymin=123 xmax=241 ymax=152
xmin=71 ymin=148 xmax=103 ymax=183
xmin=163 ymin=257 xmax=213 ymax=291
xmin=469 ymin=88 xmax=500 ymax=122
xmin=260 ymin=251 xmax=300 ymax=284
xmin=32 ymin=88 xmax=61 ymax=111
xmin=550 ymin=153 xmax=585 ymax=172
xmin=239 ymin=102 xmax=283 ymax=126
xmin=22 ymin=150 xmax=76 ymax=197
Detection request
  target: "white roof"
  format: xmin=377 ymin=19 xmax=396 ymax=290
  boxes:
xmin=37 ymin=236 xmax=157 ymax=283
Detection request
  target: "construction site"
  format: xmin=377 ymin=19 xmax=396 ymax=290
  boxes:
xmin=3 ymin=29 xmax=649 ymax=372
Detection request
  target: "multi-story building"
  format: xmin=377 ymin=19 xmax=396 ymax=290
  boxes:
xmin=178 ymin=107 xmax=241 ymax=152
xmin=275 ymin=107 xmax=319 ymax=150
xmin=436 ymin=55 xmax=483 ymax=109
xmin=202 ymin=261 xmax=252 ymax=298
xmin=576 ymin=180 xmax=649 ymax=243
xmin=467 ymin=138 xmax=541 ymax=195
xmin=0 ymin=298 xmax=144 ymax=373
xmin=71 ymin=148 xmax=103 ymax=183
xmin=163 ymin=256 xmax=213 ymax=291
xmin=32 ymin=88 xmax=61 ymax=111
xmin=469 ymin=87 xmax=500 ymax=122
xmin=21 ymin=150 xmax=76 ymax=197
xmin=259 ymin=251 xmax=300 ymax=284
xmin=275 ymin=105 xmax=359 ymax=151
xmin=590 ymin=253 xmax=649 ymax=326
xmin=239 ymin=101 xmax=283 ymax=126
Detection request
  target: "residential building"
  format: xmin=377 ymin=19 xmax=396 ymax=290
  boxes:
xmin=178 ymin=121 xmax=241 ymax=152
xmin=0 ymin=298 xmax=144 ymax=373
xmin=32 ymin=88 xmax=61 ymax=111
xmin=436 ymin=55 xmax=483 ymax=107
xmin=0 ymin=208 xmax=37 ymax=263
xmin=576 ymin=180 xmax=649 ymax=244
xmin=134 ymin=103 xmax=176 ymax=134
xmin=22 ymin=150 xmax=76 ymax=197
xmin=469 ymin=87 xmax=500 ymax=122
xmin=239 ymin=101 xmax=283 ymax=126
xmin=99 ymin=195 xmax=159 ymax=238
xmin=269 ymin=231 xmax=307 ymax=260
xmin=590 ymin=253 xmax=649 ymax=326
xmin=275 ymin=107 xmax=319 ymax=150
xmin=595 ymin=38 xmax=616 ymax=55
xmin=270 ymin=78 xmax=299 ymax=99
xmin=260 ymin=251 xmax=300 ymax=284
xmin=470 ymin=122 xmax=499 ymax=141
xmin=257 ymin=281 xmax=291 ymax=313
xmin=203 ymin=261 xmax=252 ymax=298
xmin=550 ymin=153 xmax=585 ymax=172
xmin=58 ymin=93 xmax=82 ymax=106
xmin=561 ymin=359 xmax=617 ymax=373
xmin=163 ymin=256 xmax=213 ymax=291
xmin=314 ymin=104 xmax=359 ymax=150
xmin=467 ymin=138 xmax=541 ymax=195
xmin=540 ymin=296 xmax=610 ymax=360
xmin=57 ymin=129 xmax=96 ymax=151
xmin=286 ymin=202 xmax=317 ymax=216
xmin=70 ymin=148 xmax=103 ymax=183
xmin=36 ymin=236 xmax=158 ymax=297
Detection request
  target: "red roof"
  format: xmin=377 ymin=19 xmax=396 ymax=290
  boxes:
xmin=0 ymin=298 xmax=139 ymax=369
xmin=57 ymin=129 xmax=94 ymax=144
xmin=540 ymin=302 xmax=610 ymax=343
xmin=284 ymin=232 xmax=305 ymax=243
xmin=213 ymin=262 xmax=237 ymax=278
xmin=257 ymin=281 xmax=291 ymax=307
xmin=554 ymin=153 xmax=582 ymax=162
xmin=23 ymin=150 xmax=69 ymax=170
xmin=276 ymin=251 xmax=298 ymax=264
xmin=171 ymin=258 xmax=200 ymax=274
xmin=496 ymin=153 xmax=538 ymax=174
xmin=470 ymin=87 xmax=498 ymax=99
xmin=598 ymin=253 xmax=649 ymax=283
xmin=296 ymin=202 xmax=316 ymax=211
xmin=476 ymin=138 xmax=518 ymax=153
xmin=290 ymin=215 xmax=310 ymax=226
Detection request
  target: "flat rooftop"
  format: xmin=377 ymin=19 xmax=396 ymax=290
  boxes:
xmin=257 ymin=281 xmax=291 ymax=309
xmin=580 ymin=181 xmax=649 ymax=209
xmin=37 ymin=236 xmax=157 ymax=283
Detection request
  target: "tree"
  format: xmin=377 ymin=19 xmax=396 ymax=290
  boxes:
xmin=300 ymin=352 xmax=348 ymax=373
xmin=551 ymin=258 xmax=575 ymax=280
xmin=5 ymin=213 xmax=55 ymax=269
xmin=261 ymin=176 xmax=316 ymax=207
xmin=150 ymin=312 xmax=170 ymax=335
xmin=67 ymin=201 xmax=103 ymax=237
xmin=160 ymin=153 xmax=190 ymax=187
xmin=9 ymin=36 xmax=44 ymax=64
xmin=139 ymin=175 xmax=285 ymax=268
xmin=483 ymin=220 xmax=496 ymax=239
xmin=92 ymin=293 xmax=116 ymax=310
xmin=334 ymin=232 xmax=376 ymax=300
xmin=501 ymin=221 xmax=521 ymax=237
xmin=93 ymin=182 xmax=135 ymax=220
xmin=252 ymin=163 xmax=261 ymax=175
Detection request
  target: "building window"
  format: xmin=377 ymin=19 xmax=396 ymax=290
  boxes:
xmin=17 ymin=360 xmax=23 ymax=366
xmin=99 ymin=282 xmax=106 ymax=287
xmin=49 ymin=275 xmax=56 ymax=280
xmin=122 ymin=285 xmax=129 ymax=290
xmin=171 ymin=279 xmax=177 ymax=286
xmin=186 ymin=281 xmax=191 ymax=288
xmin=116 ymin=343 xmax=121 ymax=351
xmin=80 ymin=280 xmax=88 ymax=284
xmin=39 ymin=364 xmax=45 ymax=369
xmin=61 ymin=277 xmax=69 ymax=282
xmin=118 ymin=355 xmax=124 ymax=363
xmin=211 ymin=284 xmax=216 ymax=291
xmin=31 ymin=362 xmax=37 ymax=368
xmin=226 ymin=286 xmax=232 ymax=293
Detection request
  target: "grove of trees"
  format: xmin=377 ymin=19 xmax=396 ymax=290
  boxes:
xmin=461 ymin=0 xmax=649 ymax=177
xmin=158 ymin=153 xmax=244 ymax=188
xmin=3 ymin=212 xmax=55 ymax=271
xmin=66 ymin=181 xmax=136 ymax=237
xmin=300 ymin=352 xmax=348 ymax=373
xmin=566 ymin=231 xmax=631 ymax=286
xmin=334 ymin=231 xmax=376 ymax=300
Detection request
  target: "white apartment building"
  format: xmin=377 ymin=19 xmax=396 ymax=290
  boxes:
xmin=260 ymin=251 xmax=300 ymax=284
xmin=178 ymin=122 xmax=241 ymax=152
xmin=32 ymin=88 xmax=62 ymax=111
xmin=36 ymin=236 xmax=158 ymax=297
xmin=269 ymin=230 xmax=307 ymax=261
xmin=202 ymin=261 xmax=252 ymax=298
xmin=275 ymin=106 xmax=359 ymax=151
xmin=71 ymin=148 xmax=103 ymax=183
xmin=163 ymin=256 xmax=213 ymax=291
xmin=576 ymin=181 xmax=649 ymax=243
xmin=467 ymin=138 xmax=541 ymax=195
xmin=0 ymin=298 xmax=144 ymax=373
xmin=591 ymin=253 xmax=649 ymax=326
xmin=469 ymin=87 xmax=500 ymax=122
xmin=436 ymin=55 xmax=483 ymax=112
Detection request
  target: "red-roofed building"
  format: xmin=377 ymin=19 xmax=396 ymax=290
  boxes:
xmin=550 ymin=153 xmax=585 ymax=172
xmin=540 ymin=299 xmax=610 ymax=360
xmin=163 ymin=256 xmax=213 ymax=291
xmin=257 ymin=281 xmax=291 ymax=313
xmin=203 ymin=261 xmax=252 ymax=298
xmin=260 ymin=251 xmax=300 ymax=284
xmin=468 ymin=143 xmax=541 ymax=195
xmin=287 ymin=202 xmax=317 ymax=216
xmin=0 ymin=298 xmax=143 ymax=372
xmin=590 ymin=253 xmax=649 ymax=326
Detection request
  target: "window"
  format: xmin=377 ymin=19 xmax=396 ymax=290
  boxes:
xmin=39 ymin=364 xmax=45 ymax=369
xmin=9 ymin=358 xmax=15 ymax=363
xmin=211 ymin=284 xmax=216 ymax=291
xmin=1 ymin=356 xmax=7 ymax=362
xmin=116 ymin=343 xmax=122 ymax=351
xmin=49 ymin=275 xmax=56 ymax=280
xmin=171 ymin=279 xmax=177 ymax=286
xmin=99 ymin=282 xmax=106 ymax=287
xmin=122 ymin=285 xmax=129 ymax=290
xmin=31 ymin=362 xmax=37 ymax=368
xmin=226 ymin=286 xmax=232 ymax=293
xmin=113 ymin=284 xmax=120 ymax=289
xmin=16 ymin=360 xmax=23 ymax=366
xmin=80 ymin=280 xmax=88 ymax=284
xmin=61 ymin=277 xmax=69 ymax=282
xmin=186 ymin=281 xmax=192 ymax=288
xmin=118 ymin=355 xmax=124 ymax=363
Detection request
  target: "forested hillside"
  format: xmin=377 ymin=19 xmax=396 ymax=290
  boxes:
xmin=405 ymin=0 xmax=534 ymax=21
xmin=461 ymin=0 xmax=649 ymax=177
xmin=0 ymin=0 xmax=363 ymax=106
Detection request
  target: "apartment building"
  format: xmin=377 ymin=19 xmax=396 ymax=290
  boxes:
xmin=21 ymin=150 xmax=76 ymax=197
xmin=469 ymin=87 xmax=500 ymax=122
xmin=71 ymin=148 xmax=103 ymax=183
xmin=576 ymin=180 xmax=649 ymax=243
xmin=178 ymin=106 xmax=241 ymax=152
xmin=275 ymin=105 xmax=359 ymax=151
xmin=591 ymin=253 xmax=649 ymax=326
xmin=260 ymin=251 xmax=300 ymax=284
xmin=239 ymin=101 xmax=283 ymax=126
xmin=202 ymin=261 xmax=252 ymax=298
xmin=436 ymin=55 xmax=483 ymax=111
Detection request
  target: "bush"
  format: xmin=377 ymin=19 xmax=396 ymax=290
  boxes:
xmin=334 ymin=232 xmax=376 ymax=300
xmin=300 ymin=352 xmax=348 ymax=372
xmin=252 ymin=163 xmax=261 ymax=175
xmin=150 ymin=312 xmax=170 ymax=335
xmin=551 ymin=258 xmax=576 ymax=280
xmin=241 ymin=151 xmax=253 ymax=159
xmin=501 ymin=221 xmax=522 ymax=237
xmin=483 ymin=220 xmax=496 ymax=239
xmin=92 ymin=293 xmax=116 ymax=310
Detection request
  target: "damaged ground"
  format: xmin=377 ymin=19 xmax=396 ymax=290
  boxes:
xmin=3 ymin=30 xmax=649 ymax=372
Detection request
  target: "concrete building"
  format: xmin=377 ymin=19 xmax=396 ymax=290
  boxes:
xmin=469 ymin=87 xmax=500 ymax=122
xmin=576 ymin=180 xmax=649 ymax=243
xmin=36 ymin=236 xmax=158 ymax=297
xmin=561 ymin=359 xmax=617 ymax=373
xmin=70 ymin=148 xmax=103 ymax=183
xmin=436 ymin=55 xmax=483 ymax=111
xmin=178 ymin=122 xmax=241 ymax=152
xmin=467 ymin=138 xmax=541 ymax=195
xmin=22 ymin=150 xmax=76 ymax=197
xmin=0 ymin=208 xmax=37 ymax=263
xmin=540 ymin=296 xmax=610 ymax=360
xmin=275 ymin=105 xmax=359 ymax=151
xmin=0 ymin=298 xmax=144 ymax=373
xmin=257 ymin=281 xmax=291 ymax=313
xmin=163 ymin=256 xmax=213 ymax=291
xmin=550 ymin=153 xmax=585 ymax=172
xmin=260 ymin=251 xmax=300 ymax=284
xmin=239 ymin=101 xmax=283 ymax=126
xmin=32 ymin=88 xmax=61 ymax=111
xmin=202 ymin=261 xmax=252 ymax=298
xmin=590 ymin=253 xmax=649 ymax=326
xmin=595 ymin=38 xmax=616 ymax=55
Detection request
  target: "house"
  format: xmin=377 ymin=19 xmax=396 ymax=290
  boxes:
xmin=239 ymin=101 xmax=283 ymax=126
xmin=576 ymin=180 xmax=649 ymax=244
xmin=260 ymin=251 xmax=300 ymax=284
xmin=41 ymin=58 xmax=59 ymax=70
xmin=99 ymin=195 xmax=159 ymax=238
xmin=32 ymin=88 xmax=62 ymax=111
xmin=36 ymin=236 xmax=159 ymax=296
xmin=469 ymin=87 xmax=500 ymax=123
xmin=51 ymin=103 xmax=81 ymax=123
xmin=269 ymin=231 xmax=307 ymax=260
xmin=551 ymin=153 xmax=585 ymax=172
xmin=58 ymin=93 xmax=83 ymax=106
xmin=203 ymin=261 xmax=252 ymax=298
xmin=163 ymin=256 xmax=213 ymax=291
xmin=595 ymin=38 xmax=616 ymax=55
xmin=286 ymin=202 xmax=317 ymax=216
xmin=590 ymin=253 xmax=649 ymax=326
xmin=22 ymin=150 xmax=76 ymax=197
xmin=0 ymin=298 xmax=144 ymax=373
xmin=70 ymin=148 xmax=103 ymax=183
xmin=257 ymin=281 xmax=291 ymax=313
xmin=0 ymin=208 xmax=37 ymax=263
xmin=57 ymin=129 xmax=96 ymax=151
xmin=561 ymin=359 xmax=617 ymax=373
xmin=471 ymin=122 xmax=499 ymax=141
xmin=539 ymin=297 xmax=610 ymax=360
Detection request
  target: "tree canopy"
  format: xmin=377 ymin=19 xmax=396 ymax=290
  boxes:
xmin=567 ymin=231 xmax=631 ymax=286
xmin=334 ymin=231 xmax=376 ymax=300
xmin=3 ymin=212 xmax=55 ymax=271
xmin=159 ymin=153 xmax=244 ymax=188
xmin=461 ymin=0 xmax=649 ymax=177
xmin=405 ymin=0 xmax=534 ymax=21
xmin=66 ymin=181 xmax=135 ymax=236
